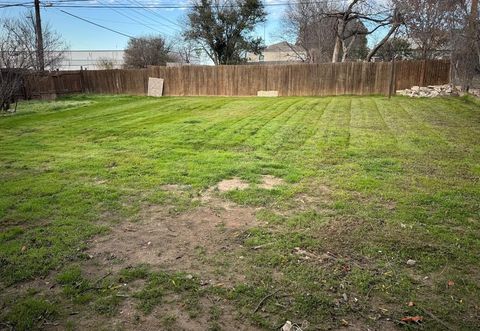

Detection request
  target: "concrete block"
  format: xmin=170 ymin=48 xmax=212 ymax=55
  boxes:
xmin=148 ymin=77 xmax=164 ymax=97
xmin=257 ymin=90 xmax=279 ymax=97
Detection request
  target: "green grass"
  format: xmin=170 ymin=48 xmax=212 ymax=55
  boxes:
xmin=1 ymin=94 xmax=479 ymax=329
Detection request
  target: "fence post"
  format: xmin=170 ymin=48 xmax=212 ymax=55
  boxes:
xmin=79 ymin=68 xmax=85 ymax=93
xmin=388 ymin=58 xmax=397 ymax=98
xmin=420 ymin=59 xmax=427 ymax=86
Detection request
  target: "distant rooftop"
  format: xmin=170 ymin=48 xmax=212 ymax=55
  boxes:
xmin=265 ymin=42 xmax=304 ymax=53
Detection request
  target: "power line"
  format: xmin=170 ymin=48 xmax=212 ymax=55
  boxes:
xmin=127 ymin=0 xmax=184 ymax=30
xmin=56 ymin=9 xmax=199 ymax=58
xmin=120 ymin=0 xmax=182 ymax=34
xmin=95 ymin=0 xmax=168 ymax=36
xmin=58 ymin=9 xmax=135 ymax=39
xmin=0 ymin=2 xmax=31 ymax=8
xmin=3 ymin=1 xmax=334 ymax=9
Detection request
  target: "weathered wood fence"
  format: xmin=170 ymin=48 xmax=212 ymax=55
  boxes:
xmin=24 ymin=60 xmax=450 ymax=98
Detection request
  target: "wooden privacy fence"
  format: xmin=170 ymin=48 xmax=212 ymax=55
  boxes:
xmin=24 ymin=60 xmax=450 ymax=98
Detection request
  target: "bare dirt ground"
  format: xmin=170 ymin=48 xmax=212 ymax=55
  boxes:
xmin=0 ymin=176 xmax=401 ymax=331
xmin=74 ymin=177 xmax=284 ymax=330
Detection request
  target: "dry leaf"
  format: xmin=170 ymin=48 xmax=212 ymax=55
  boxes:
xmin=401 ymin=316 xmax=423 ymax=323
xmin=447 ymin=280 xmax=455 ymax=287
xmin=21 ymin=246 xmax=27 ymax=252
xmin=407 ymin=301 xmax=415 ymax=307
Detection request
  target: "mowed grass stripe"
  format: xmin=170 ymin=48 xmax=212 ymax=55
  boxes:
xmin=348 ymin=98 xmax=398 ymax=152
xmin=313 ymin=97 xmax=352 ymax=151
xmin=398 ymin=98 xmax=452 ymax=149
xmin=247 ymin=98 xmax=309 ymax=149
xmin=116 ymin=97 xmax=238 ymax=130
xmin=286 ymin=98 xmax=332 ymax=153
xmin=164 ymin=98 xmax=275 ymax=150
xmin=404 ymin=97 xmax=480 ymax=147
xmin=296 ymin=98 xmax=333 ymax=160
xmin=204 ymin=98 xmax=292 ymax=148
xmin=266 ymin=99 xmax=325 ymax=152
xmin=232 ymin=98 xmax=301 ymax=148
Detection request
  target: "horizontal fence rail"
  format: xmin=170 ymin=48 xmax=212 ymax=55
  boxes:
xmin=23 ymin=60 xmax=450 ymax=99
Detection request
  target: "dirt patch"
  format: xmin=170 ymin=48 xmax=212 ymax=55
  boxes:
xmin=217 ymin=178 xmax=249 ymax=192
xmin=160 ymin=184 xmax=192 ymax=192
xmin=62 ymin=296 xmax=262 ymax=331
xmin=203 ymin=175 xmax=284 ymax=195
xmin=86 ymin=199 xmax=259 ymax=284
xmin=74 ymin=192 xmax=263 ymax=330
xmin=259 ymin=175 xmax=284 ymax=189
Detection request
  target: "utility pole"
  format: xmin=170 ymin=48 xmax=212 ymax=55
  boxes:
xmin=34 ymin=0 xmax=45 ymax=71
xmin=471 ymin=0 xmax=478 ymax=46
xmin=472 ymin=0 xmax=478 ymax=20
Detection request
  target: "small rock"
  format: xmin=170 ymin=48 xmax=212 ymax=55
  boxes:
xmin=406 ymin=259 xmax=416 ymax=266
xmin=342 ymin=293 xmax=348 ymax=302
xmin=185 ymin=274 xmax=193 ymax=280
xmin=281 ymin=321 xmax=293 ymax=331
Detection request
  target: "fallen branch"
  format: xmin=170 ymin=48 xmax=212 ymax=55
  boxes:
xmin=252 ymin=242 xmax=274 ymax=250
xmin=93 ymin=271 xmax=112 ymax=286
xmin=79 ymin=271 xmax=113 ymax=294
xmin=418 ymin=308 xmax=454 ymax=331
xmin=253 ymin=289 xmax=281 ymax=313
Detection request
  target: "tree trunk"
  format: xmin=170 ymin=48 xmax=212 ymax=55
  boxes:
xmin=341 ymin=35 xmax=357 ymax=62
xmin=332 ymin=19 xmax=345 ymax=63
xmin=332 ymin=36 xmax=341 ymax=63
xmin=366 ymin=23 xmax=400 ymax=62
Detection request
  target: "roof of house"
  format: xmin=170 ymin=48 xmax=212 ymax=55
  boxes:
xmin=265 ymin=42 xmax=305 ymax=53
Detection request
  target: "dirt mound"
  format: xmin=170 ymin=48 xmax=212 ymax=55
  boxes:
xmin=259 ymin=175 xmax=284 ymax=189
xmin=217 ymin=178 xmax=249 ymax=192
xmin=215 ymin=175 xmax=284 ymax=192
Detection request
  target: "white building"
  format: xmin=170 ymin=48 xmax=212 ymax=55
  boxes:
xmin=58 ymin=50 xmax=125 ymax=70
xmin=247 ymin=42 xmax=307 ymax=64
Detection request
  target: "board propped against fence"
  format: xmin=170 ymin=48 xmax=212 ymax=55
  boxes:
xmin=25 ymin=60 xmax=450 ymax=99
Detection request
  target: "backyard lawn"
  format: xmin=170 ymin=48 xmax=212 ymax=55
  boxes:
xmin=0 ymin=95 xmax=479 ymax=330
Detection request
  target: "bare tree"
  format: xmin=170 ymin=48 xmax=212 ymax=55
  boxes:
xmin=326 ymin=0 xmax=404 ymax=63
xmin=283 ymin=1 xmax=367 ymax=63
xmin=376 ymin=38 xmax=413 ymax=61
xmin=283 ymin=0 xmax=403 ymax=63
xmin=451 ymin=0 xmax=479 ymax=91
xmin=96 ymin=57 xmax=115 ymax=70
xmin=174 ymin=40 xmax=201 ymax=64
xmin=0 ymin=19 xmax=28 ymax=111
xmin=0 ymin=12 xmax=67 ymax=111
xmin=398 ymin=0 xmax=459 ymax=59
xmin=124 ymin=36 xmax=175 ymax=69
xmin=283 ymin=1 xmax=334 ymax=63
xmin=365 ymin=6 xmax=404 ymax=62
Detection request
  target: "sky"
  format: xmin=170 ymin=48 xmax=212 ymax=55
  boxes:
xmin=0 ymin=0 xmax=287 ymax=50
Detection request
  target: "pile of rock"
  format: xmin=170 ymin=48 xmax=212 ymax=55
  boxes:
xmin=396 ymin=85 xmax=460 ymax=98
